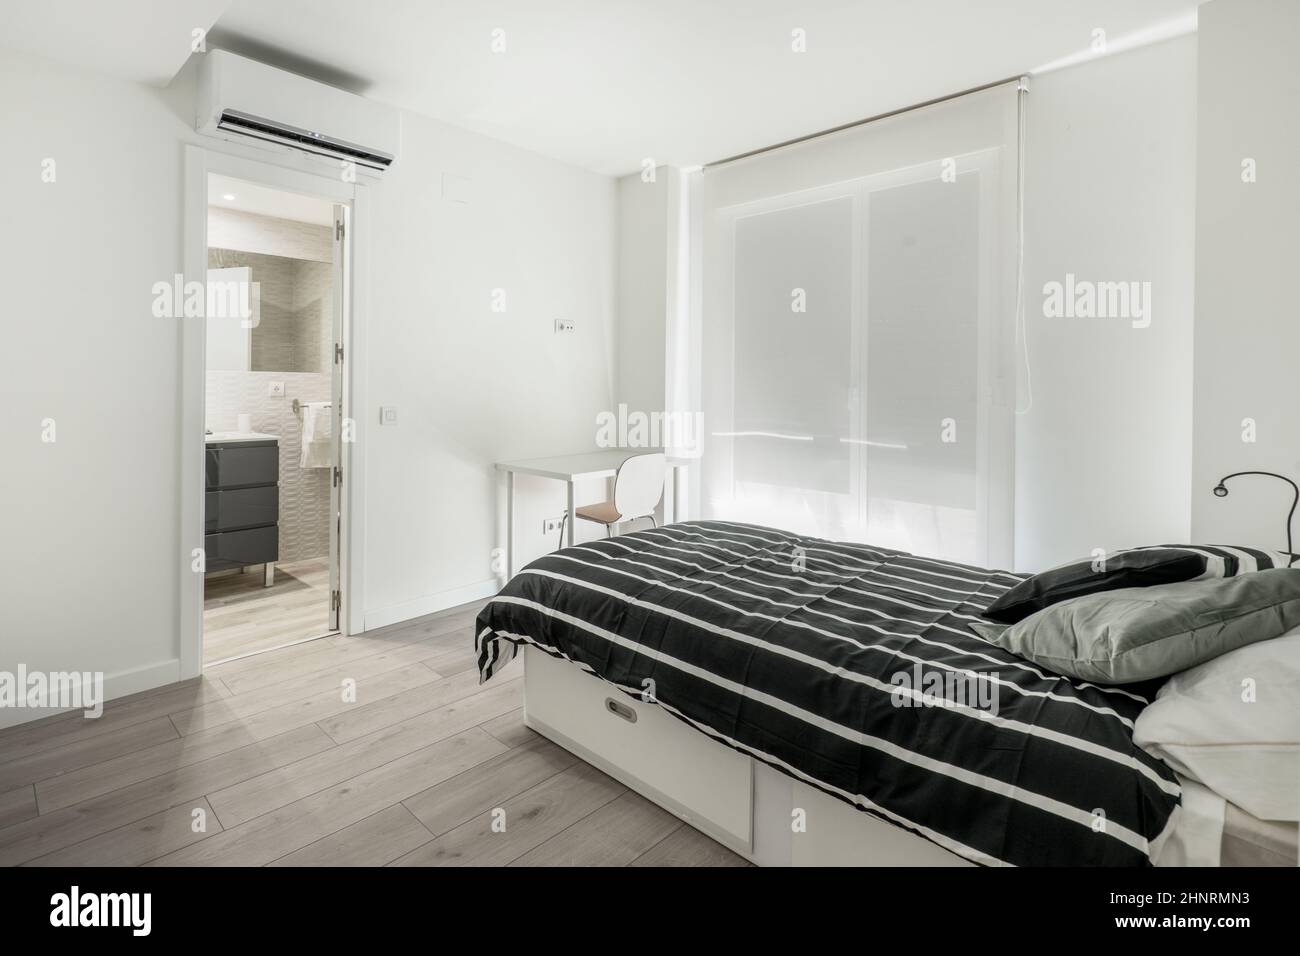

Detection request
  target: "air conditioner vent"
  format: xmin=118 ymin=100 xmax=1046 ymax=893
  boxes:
xmin=217 ymin=110 xmax=393 ymax=170
xmin=197 ymin=51 xmax=400 ymax=174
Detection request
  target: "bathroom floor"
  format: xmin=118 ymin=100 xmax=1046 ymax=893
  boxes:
xmin=203 ymin=558 xmax=333 ymax=665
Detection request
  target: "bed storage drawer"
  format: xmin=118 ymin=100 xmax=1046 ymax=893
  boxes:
xmin=523 ymin=647 xmax=753 ymax=853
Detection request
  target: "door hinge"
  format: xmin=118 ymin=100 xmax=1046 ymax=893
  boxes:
xmin=334 ymin=343 xmax=344 ymax=364
xmin=335 ymin=220 xmax=345 ymax=241
xmin=333 ymin=465 xmax=343 ymax=487
xmin=331 ymin=589 xmax=341 ymax=613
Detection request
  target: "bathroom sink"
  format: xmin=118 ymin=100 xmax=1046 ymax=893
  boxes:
xmin=206 ymin=431 xmax=279 ymax=444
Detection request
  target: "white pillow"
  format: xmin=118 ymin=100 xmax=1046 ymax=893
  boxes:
xmin=1134 ymin=628 xmax=1300 ymax=822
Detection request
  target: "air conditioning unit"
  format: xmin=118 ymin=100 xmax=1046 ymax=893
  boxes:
xmin=196 ymin=50 xmax=400 ymax=173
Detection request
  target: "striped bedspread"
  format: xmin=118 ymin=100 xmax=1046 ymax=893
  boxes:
xmin=474 ymin=520 xmax=1180 ymax=866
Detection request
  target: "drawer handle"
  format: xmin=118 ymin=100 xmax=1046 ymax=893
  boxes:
xmin=605 ymin=697 xmax=637 ymax=723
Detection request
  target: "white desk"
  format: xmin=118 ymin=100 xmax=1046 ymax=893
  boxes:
xmin=496 ymin=450 xmax=691 ymax=578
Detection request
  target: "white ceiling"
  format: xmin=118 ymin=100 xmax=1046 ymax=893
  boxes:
xmin=0 ymin=0 xmax=227 ymax=87
xmin=3 ymin=0 xmax=1204 ymax=176
xmin=208 ymin=174 xmax=335 ymax=225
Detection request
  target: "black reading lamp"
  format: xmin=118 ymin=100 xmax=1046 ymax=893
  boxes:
xmin=1211 ymin=471 xmax=1299 ymax=567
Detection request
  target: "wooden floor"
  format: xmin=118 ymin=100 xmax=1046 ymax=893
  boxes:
xmin=203 ymin=558 xmax=332 ymax=665
xmin=0 ymin=600 xmax=747 ymax=867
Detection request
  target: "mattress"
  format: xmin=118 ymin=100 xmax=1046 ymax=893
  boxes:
xmin=476 ymin=520 xmax=1181 ymax=867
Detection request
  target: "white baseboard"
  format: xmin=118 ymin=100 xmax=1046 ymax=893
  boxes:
xmin=0 ymin=657 xmax=181 ymax=730
xmin=362 ymin=577 xmax=500 ymax=632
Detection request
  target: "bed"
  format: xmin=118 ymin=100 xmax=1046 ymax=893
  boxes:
xmin=474 ymin=519 xmax=1294 ymax=867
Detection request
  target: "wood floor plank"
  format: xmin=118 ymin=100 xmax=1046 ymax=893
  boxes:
xmin=172 ymin=644 xmax=460 ymax=736
xmin=207 ymin=678 xmax=524 ymax=828
xmin=0 ymin=678 xmax=228 ymax=766
xmin=401 ymin=736 xmax=578 ymax=838
xmin=149 ymin=728 xmax=508 ymax=866
xmin=316 ymin=666 xmax=516 ymax=744
xmin=629 ymin=821 xmax=751 ymax=867
xmin=390 ymin=762 xmax=625 ymax=867
xmin=0 ymin=725 xmax=332 ymax=866
xmin=35 ymin=667 xmax=436 ymax=812
xmin=204 ymin=559 xmax=330 ymax=665
xmin=510 ymin=790 xmax=682 ymax=867
xmin=0 ymin=716 xmax=179 ymax=793
xmin=0 ymin=594 xmax=750 ymax=869
xmin=0 ymin=787 xmax=38 ymax=830
xmin=26 ymin=798 xmax=223 ymax=867
xmin=214 ymin=618 xmax=471 ymax=695
xmin=268 ymin=804 xmax=432 ymax=867
xmin=419 ymin=647 xmax=480 ymax=678
xmin=477 ymin=708 xmax=539 ymax=749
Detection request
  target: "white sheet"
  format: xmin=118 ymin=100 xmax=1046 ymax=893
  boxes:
xmin=1154 ymin=777 xmax=1226 ymax=867
xmin=1135 ymin=627 xmax=1300 ymax=822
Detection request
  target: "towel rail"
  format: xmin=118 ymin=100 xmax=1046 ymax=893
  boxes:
xmin=291 ymin=398 xmax=332 ymax=418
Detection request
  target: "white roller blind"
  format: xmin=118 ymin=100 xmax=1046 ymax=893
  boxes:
xmin=695 ymin=83 xmax=1020 ymax=568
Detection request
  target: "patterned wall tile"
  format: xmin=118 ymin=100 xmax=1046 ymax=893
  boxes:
xmin=206 ymin=371 xmax=332 ymax=564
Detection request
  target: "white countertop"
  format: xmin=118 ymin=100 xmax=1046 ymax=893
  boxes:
xmin=205 ymin=431 xmax=280 ymax=444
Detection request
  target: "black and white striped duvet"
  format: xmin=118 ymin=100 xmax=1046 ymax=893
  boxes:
xmin=475 ymin=520 xmax=1180 ymax=867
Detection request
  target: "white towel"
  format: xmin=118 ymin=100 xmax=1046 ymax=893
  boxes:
xmin=299 ymin=402 xmax=333 ymax=469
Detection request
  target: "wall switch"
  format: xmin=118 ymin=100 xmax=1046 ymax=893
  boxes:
xmin=379 ymin=406 xmax=398 ymax=425
xmin=268 ymin=382 xmax=285 ymax=397
xmin=554 ymin=318 xmax=575 ymax=334
xmin=542 ymin=516 xmax=565 ymax=535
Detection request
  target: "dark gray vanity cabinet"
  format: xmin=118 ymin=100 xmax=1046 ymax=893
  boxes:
xmin=205 ymin=438 xmax=279 ymax=574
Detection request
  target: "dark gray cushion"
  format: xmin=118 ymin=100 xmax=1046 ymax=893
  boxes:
xmin=973 ymin=569 xmax=1300 ymax=684
xmin=983 ymin=545 xmax=1295 ymax=624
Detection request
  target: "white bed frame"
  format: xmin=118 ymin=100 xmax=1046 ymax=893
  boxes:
xmin=522 ymin=647 xmax=973 ymax=866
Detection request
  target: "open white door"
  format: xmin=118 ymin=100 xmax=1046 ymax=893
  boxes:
xmin=328 ymin=204 xmax=348 ymax=631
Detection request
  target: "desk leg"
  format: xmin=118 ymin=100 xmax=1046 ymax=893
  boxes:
xmin=663 ymin=464 xmax=676 ymax=526
xmin=506 ymin=470 xmax=515 ymax=579
xmin=565 ymin=480 xmax=577 ymax=548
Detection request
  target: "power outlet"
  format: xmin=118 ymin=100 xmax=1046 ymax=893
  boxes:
xmin=554 ymin=318 xmax=575 ymax=334
xmin=268 ymin=381 xmax=285 ymax=397
xmin=542 ymin=516 xmax=566 ymax=535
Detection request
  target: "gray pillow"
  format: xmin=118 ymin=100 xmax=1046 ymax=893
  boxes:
xmin=971 ymin=569 xmax=1300 ymax=684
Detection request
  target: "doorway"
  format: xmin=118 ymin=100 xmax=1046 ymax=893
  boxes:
xmin=181 ymin=148 xmax=357 ymax=672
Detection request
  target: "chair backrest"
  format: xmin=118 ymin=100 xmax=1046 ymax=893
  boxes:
xmin=614 ymin=453 xmax=666 ymax=520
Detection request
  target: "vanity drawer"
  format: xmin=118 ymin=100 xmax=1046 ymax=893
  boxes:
xmin=206 ymin=487 xmax=278 ymax=533
xmin=205 ymin=526 xmax=278 ymax=571
xmin=206 ymin=444 xmax=279 ymax=489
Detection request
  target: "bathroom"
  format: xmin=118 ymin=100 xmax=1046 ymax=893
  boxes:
xmin=202 ymin=174 xmax=340 ymax=664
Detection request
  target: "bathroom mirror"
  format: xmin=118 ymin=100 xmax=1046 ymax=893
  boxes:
xmin=206 ymin=248 xmax=332 ymax=373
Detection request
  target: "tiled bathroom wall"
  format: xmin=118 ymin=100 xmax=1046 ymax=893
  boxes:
xmin=206 ymin=208 xmax=335 ymax=566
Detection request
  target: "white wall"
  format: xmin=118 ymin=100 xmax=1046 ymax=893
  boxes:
xmin=361 ymin=106 xmax=618 ymax=626
xmin=1016 ymin=35 xmax=1198 ymax=571
xmin=1191 ymin=0 xmax=1300 ymax=553
xmin=0 ymin=51 xmax=195 ymax=719
xmin=0 ymin=47 xmax=620 ymax=721
xmin=616 ymin=170 xmax=668 ymax=417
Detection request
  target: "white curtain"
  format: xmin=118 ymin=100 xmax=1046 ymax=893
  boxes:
xmin=693 ymin=83 xmax=1020 ymax=568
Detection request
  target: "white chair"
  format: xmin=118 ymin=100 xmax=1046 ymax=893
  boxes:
xmin=559 ymin=453 xmax=666 ymax=544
